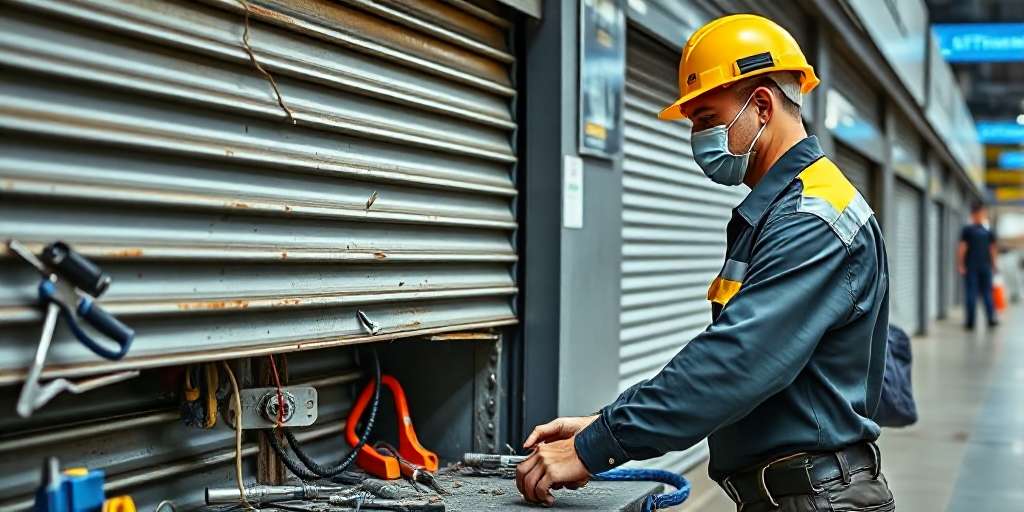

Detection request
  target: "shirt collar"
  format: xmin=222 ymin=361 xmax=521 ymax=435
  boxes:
xmin=735 ymin=136 xmax=824 ymax=226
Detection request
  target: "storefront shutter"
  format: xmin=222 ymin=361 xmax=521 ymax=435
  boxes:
xmin=0 ymin=0 xmax=517 ymax=506
xmin=618 ymin=28 xmax=745 ymax=473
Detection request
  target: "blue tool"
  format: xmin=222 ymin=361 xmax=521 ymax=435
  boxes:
xmin=7 ymin=240 xmax=138 ymax=418
xmin=34 ymin=457 xmax=106 ymax=512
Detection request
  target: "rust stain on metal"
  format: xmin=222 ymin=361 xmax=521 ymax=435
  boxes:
xmin=108 ymin=248 xmax=144 ymax=258
xmin=373 ymin=251 xmax=387 ymax=260
xmin=428 ymin=332 xmax=498 ymax=341
xmin=284 ymin=205 xmax=293 ymax=213
xmin=177 ymin=299 xmax=250 ymax=311
xmin=230 ymin=201 xmax=250 ymax=208
xmin=365 ymin=190 xmax=379 ymax=209
xmin=245 ymin=0 xmax=510 ymax=88
xmin=247 ymin=2 xmax=289 ymax=23
xmin=281 ymin=251 xmax=289 ymax=260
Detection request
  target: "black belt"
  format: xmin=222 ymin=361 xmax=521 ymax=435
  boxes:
xmin=719 ymin=442 xmax=882 ymax=508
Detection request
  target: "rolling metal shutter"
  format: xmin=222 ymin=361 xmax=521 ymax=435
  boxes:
xmin=891 ymin=181 xmax=922 ymax=334
xmin=696 ymin=0 xmax=808 ymax=45
xmin=619 ymin=29 xmax=744 ymax=472
xmin=949 ymin=206 xmax=966 ymax=308
xmin=0 ymin=0 xmax=516 ymax=507
xmin=928 ymin=201 xmax=941 ymax=322
xmin=833 ymin=143 xmax=874 ymax=206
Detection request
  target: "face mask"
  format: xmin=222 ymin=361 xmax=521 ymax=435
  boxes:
xmin=690 ymin=93 xmax=768 ymax=186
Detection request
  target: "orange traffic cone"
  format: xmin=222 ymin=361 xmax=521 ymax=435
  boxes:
xmin=993 ymin=274 xmax=1008 ymax=313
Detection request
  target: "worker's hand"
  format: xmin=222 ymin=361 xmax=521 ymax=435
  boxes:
xmin=516 ymin=437 xmax=591 ymax=506
xmin=523 ymin=415 xmax=598 ymax=450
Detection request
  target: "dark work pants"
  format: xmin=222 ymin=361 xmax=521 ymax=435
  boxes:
xmin=738 ymin=472 xmax=895 ymax=512
xmin=964 ymin=268 xmax=996 ymax=326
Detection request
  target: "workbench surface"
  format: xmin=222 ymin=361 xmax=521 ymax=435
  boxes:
xmin=435 ymin=474 xmax=662 ymax=511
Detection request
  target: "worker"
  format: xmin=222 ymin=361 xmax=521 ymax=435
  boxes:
xmin=516 ymin=15 xmax=894 ymax=511
xmin=958 ymin=202 xmax=999 ymax=329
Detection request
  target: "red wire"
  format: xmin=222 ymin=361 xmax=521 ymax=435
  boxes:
xmin=267 ymin=354 xmax=285 ymax=430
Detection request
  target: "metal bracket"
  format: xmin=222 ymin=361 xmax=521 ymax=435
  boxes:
xmin=472 ymin=333 xmax=502 ymax=453
xmin=233 ymin=386 xmax=318 ymax=429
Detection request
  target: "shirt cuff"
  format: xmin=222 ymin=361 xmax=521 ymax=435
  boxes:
xmin=574 ymin=411 xmax=629 ymax=475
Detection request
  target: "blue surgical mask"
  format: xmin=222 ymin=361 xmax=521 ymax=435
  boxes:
xmin=690 ymin=93 xmax=768 ymax=186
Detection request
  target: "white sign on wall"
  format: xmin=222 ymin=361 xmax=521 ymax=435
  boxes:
xmin=563 ymin=155 xmax=584 ymax=229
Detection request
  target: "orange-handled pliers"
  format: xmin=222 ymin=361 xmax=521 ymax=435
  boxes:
xmin=345 ymin=374 xmax=439 ymax=479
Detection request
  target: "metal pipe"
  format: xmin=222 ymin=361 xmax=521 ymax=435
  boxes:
xmin=461 ymin=453 xmax=527 ymax=470
xmin=205 ymin=484 xmax=349 ymax=504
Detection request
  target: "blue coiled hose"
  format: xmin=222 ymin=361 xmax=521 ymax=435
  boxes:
xmin=594 ymin=468 xmax=691 ymax=511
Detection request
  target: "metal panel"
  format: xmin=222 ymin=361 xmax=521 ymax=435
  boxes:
xmin=697 ymin=0 xmax=809 ymax=47
xmin=618 ymin=30 xmax=742 ymax=472
xmin=0 ymin=0 xmax=516 ymax=507
xmin=949 ymin=207 xmax=965 ymax=308
xmin=0 ymin=0 xmax=517 ymax=380
xmin=928 ymin=201 xmax=941 ymax=321
xmin=833 ymin=143 xmax=875 ymax=207
xmin=892 ymin=181 xmax=923 ymax=333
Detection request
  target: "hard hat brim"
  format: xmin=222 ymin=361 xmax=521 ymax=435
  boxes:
xmin=658 ymin=66 xmax=820 ymax=121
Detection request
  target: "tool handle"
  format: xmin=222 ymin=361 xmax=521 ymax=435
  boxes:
xmin=72 ymin=297 xmax=134 ymax=360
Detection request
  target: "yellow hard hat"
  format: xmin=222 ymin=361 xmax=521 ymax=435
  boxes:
xmin=659 ymin=14 xmax=819 ymax=121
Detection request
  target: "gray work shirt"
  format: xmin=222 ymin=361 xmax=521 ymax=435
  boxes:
xmin=575 ymin=136 xmax=889 ymax=480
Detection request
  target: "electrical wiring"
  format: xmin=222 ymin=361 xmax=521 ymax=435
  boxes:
xmin=269 ymin=349 xmax=383 ymax=480
xmin=220 ymin=361 xmax=255 ymax=510
xmin=268 ymin=354 xmax=285 ymax=429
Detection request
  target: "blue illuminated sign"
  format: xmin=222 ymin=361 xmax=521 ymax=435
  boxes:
xmin=933 ymin=24 xmax=1024 ymax=62
xmin=977 ymin=122 xmax=1024 ymax=144
xmin=998 ymin=151 xmax=1024 ymax=169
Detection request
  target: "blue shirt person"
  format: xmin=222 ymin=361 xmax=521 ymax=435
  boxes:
xmin=958 ymin=204 xmax=999 ymax=328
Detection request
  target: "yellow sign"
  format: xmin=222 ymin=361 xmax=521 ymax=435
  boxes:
xmin=986 ymin=169 xmax=1024 ymax=185
xmin=995 ymin=188 xmax=1024 ymax=202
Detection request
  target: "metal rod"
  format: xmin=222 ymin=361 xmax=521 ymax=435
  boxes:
xmin=16 ymin=301 xmax=60 ymax=418
xmin=6 ymin=239 xmax=48 ymax=274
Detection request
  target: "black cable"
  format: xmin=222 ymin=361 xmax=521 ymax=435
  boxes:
xmin=272 ymin=348 xmax=383 ymax=480
xmin=266 ymin=431 xmax=321 ymax=481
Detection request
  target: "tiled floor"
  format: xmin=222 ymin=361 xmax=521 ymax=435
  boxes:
xmin=673 ymin=302 xmax=1023 ymax=512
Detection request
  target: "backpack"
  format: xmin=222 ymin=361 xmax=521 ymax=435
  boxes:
xmin=872 ymin=324 xmax=918 ymax=427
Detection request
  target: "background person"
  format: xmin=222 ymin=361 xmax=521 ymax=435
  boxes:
xmin=959 ymin=203 xmax=999 ymax=328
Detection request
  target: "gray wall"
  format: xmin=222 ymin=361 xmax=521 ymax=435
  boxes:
xmin=518 ymin=0 xmax=625 ymax=423
xmin=558 ymin=157 xmax=624 ymax=416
